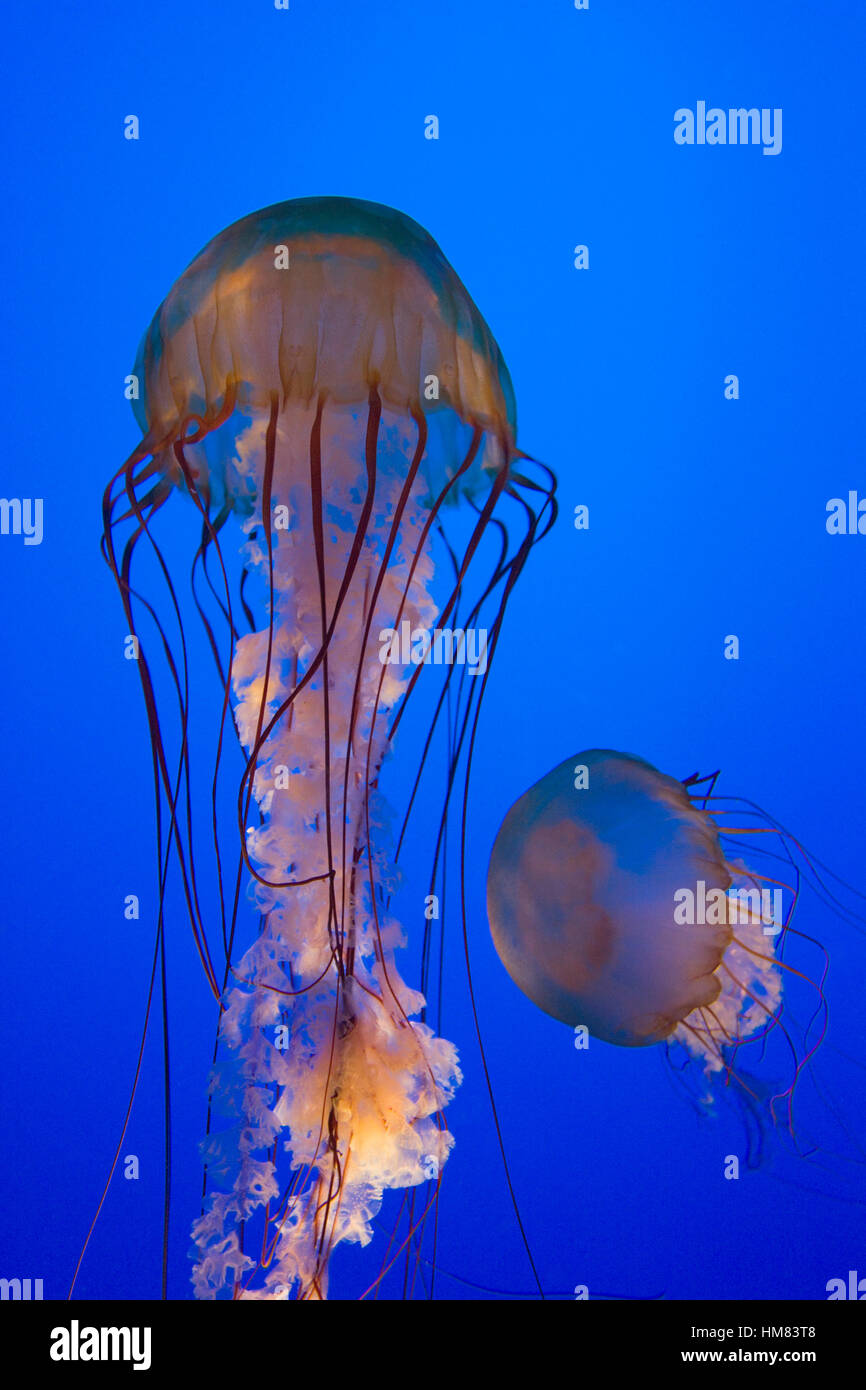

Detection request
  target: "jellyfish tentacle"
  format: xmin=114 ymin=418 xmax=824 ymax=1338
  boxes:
xmin=191 ymin=398 xmax=463 ymax=1299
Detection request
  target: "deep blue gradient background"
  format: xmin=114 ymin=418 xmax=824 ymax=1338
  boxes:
xmin=1 ymin=1 xmax=864 ymax=1301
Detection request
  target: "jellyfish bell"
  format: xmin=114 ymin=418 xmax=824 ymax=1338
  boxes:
xmin=96 ymin=196 xmax=555 ymax=1301
xmin=131 ymin=195 xmax=515 ymax=506
xmin=486 ymin=749 xmax=783 ymax=1070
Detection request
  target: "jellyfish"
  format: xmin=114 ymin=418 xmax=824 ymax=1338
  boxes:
xmin=483 ymin=748 xmax=866 ymax=1299
xmin=93 ymin=197 xmax=555 ymax=1300
xmin=487 ymin=748 xmax=828 ymax=1117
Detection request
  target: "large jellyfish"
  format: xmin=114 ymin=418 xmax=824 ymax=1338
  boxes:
xmin=95 ymin=197 xmax=555 ymax=1299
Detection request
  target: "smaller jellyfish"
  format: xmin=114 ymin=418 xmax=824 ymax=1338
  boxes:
xmin=486 ymin=749 xmax=811 ymax=1106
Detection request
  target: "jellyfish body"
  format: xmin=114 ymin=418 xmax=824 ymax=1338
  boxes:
xmin=101 ymin=197 xmax=554 ymax=1299
xmin=487 ymin=749 xmax=782 ymax=1069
